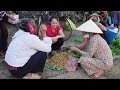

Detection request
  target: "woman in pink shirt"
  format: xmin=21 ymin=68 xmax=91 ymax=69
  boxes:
xmin=46 ymin=16 xmax=65 ymax=51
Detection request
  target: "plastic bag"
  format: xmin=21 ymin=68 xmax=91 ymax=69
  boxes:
xmin=64 ymin=56 xmax=78 ymax=72
xmin=63 ymin=18 xmax=76 ymax=31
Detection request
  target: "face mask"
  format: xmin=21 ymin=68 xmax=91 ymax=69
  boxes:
xmin=92 ymin=19 xmax=98 ymax=22
xmin=83 ymin=33 xmax=89 ymax=38
xmin=92 ymin=17 xmax=100 ymax=22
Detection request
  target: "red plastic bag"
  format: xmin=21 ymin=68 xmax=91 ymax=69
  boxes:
xmin=80 ymin=38 xmax=87 ymax=44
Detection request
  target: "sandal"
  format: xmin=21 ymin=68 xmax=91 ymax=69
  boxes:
xmin=22 ymin=73 xmax=42 ymax=79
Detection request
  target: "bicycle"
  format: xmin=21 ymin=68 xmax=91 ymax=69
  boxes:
xmin=59 ymin=16 xmax=73 ymax=41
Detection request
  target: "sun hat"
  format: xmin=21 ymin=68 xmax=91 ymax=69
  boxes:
xmin=76 ymin=19 xmax=103 ymax=34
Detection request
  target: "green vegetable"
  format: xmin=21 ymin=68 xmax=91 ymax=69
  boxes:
xmin=111 ymin=38 xmax=120 ymax=46
xmin=68 ymin=51 xmax=81 ymax=60
xmin=110 ymin=38 xmax=120 ymax=55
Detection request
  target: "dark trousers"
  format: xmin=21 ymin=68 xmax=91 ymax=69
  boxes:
xmin=0 ymin=21 xmax=8 ymax=53
xmin=52 ymin=38 xmax=64 ymax=51
xmin=10 ymin=51 xmax=47 ymax=78
xmin=0 ymin=29 xmax=2 ymax=51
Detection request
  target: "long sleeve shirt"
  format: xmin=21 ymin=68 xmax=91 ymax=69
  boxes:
xmin=5 ymin=29 xmax=52 ymax=67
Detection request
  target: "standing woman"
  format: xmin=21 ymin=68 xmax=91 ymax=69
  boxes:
xmin=5 ymin=11 xmax=20 ymax=25
xmin=0 ymin=12 xmax=8 ymax=58
xmin=4 ymin=19 xmax=52 ymax=79
xmin=0 ymin=11 xmax=19 ymax=58
xmin=46 ymin=16 xmax=65 ymax=51
xmin=89 ymin=13 xmax=107 ymax=40
xmin=0 ymin=28 xmax=2 ymax=54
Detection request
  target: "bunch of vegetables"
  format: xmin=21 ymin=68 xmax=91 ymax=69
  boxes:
xmin=69 ymin=51 xmax=81 ymax=60
xmin=110 ymin=38 xmax=120 ymax=55
xmin=62 ymin=47 xmax=81 ymax=60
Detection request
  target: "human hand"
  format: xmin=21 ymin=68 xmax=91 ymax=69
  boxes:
xmin=52 ymin=37 xmax=58 ymax=43
xmin=67 ymin=43 xmax=76 ymax=48
xmin=95 ymin=22 xmax=107 ymax=31
xmin=69 ymin=46 xmax=79 ymax=52
xmin=38 ymin=30 xmax=42 ymax=38
xmin=39 ymin=24 xmax=47 ymax=35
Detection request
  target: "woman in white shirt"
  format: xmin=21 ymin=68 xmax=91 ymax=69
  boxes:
xmin=4 ymin=19 xmax=52 ymax=79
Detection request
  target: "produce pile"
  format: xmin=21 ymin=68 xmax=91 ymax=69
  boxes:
xmin=110 ymin=38 xmax=120 ymax=55
xmin=62 ymin=47 xmax=81 ymax=60
xmin=45 ymin=52 xmax=69 ymax=70
xmin=69 ymin=51 xmax=81 ymax=60
xmin=45 ymin=46 xmax=82 ymax=70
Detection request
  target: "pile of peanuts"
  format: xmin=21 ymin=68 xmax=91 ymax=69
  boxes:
xmin=46 ymin=52 xmax=69 ymax=68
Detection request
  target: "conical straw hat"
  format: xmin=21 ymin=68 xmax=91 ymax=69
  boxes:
xmin=76 ymin=19 xmax=103 ymax=34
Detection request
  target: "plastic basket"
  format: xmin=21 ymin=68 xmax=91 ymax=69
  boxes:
xmin=105 ymin=26 xmax=117 ymax=45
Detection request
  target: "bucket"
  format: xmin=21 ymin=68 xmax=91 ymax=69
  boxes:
xmin=105 ymin=26 xmax=117 ymax=45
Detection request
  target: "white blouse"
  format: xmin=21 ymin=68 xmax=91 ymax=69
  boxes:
xmin=5 ymin=29 xmax=52 ymax=67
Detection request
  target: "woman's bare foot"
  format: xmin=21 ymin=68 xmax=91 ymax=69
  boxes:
xmin=22 ymin=73 xmax=41 ymax=79
xmin=90 ymin=70 xmax=105 ymax=79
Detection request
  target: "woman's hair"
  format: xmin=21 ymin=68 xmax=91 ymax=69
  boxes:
xmin=17 ymin=18 xmax=36 ymax=33
xmin=49 ymin=16 xmax=59 ymax=23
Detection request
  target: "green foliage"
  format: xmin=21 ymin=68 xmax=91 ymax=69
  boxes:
xmin=110 ymin=38 xmax=120 ymax=55
xmin=69 ymin=51 xmax=81 ymax=59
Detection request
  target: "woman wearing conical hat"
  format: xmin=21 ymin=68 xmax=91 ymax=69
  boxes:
xmin=68 ymin=20 xmax=113 ymax=79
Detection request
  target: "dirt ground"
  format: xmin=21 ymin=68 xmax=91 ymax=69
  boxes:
xmin=0 ymin=22 xmax=120 ymax=79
